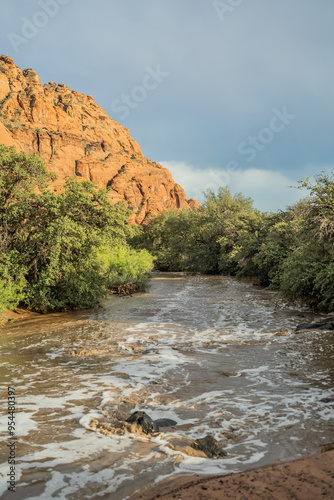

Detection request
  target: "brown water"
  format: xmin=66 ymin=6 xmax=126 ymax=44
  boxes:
xmin=0 ymin=273 xmax=334 ymax=499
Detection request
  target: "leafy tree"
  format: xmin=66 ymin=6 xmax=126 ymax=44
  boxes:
xmin=137 ymin=187 xmax=262 ymax=275
xmin=276 ymin=172 xmax=334 ymax=310
xmin=201 ymin=187 xmax=261 ymax=274
xmin=0 ymin=145 xmax=54 ymax=309
xmin=133 ymin=208 xmax=203 ymax=271
xmin=0 ymin=146 xmax=147 ymax=312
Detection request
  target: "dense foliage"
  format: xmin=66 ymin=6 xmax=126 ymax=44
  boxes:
xmin=133 ymin=175 xmax=334 ymax=312
xmin=97 ymin=245 xmax=154 ymax=292
xmin=0 ymin=146 xmax=153 ymax=312
xmin=1 ymin=144 xmax=333 ymax=313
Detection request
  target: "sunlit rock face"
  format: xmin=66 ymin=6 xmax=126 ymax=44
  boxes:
xmin=0 ymin=55 xmax=199 ymax=224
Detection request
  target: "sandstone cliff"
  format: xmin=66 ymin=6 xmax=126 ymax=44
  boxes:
xmin=0 ymin=55 xmax=199 ymax=223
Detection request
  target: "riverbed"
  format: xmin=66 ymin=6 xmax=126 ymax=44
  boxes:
xmin=0 ymin=274 xmax=333 ymax=499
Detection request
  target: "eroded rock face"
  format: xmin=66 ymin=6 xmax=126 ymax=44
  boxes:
xmin=0 ymin=55 xmax=199 ymax=223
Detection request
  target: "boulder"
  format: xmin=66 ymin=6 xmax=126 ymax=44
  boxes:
xmin=154 ymin=418 xmax=177 ymax=427
xmin=190 ymin=435 xmax=227 ymax=458
xmin=126 ymin=411 xmax=159 ymax=434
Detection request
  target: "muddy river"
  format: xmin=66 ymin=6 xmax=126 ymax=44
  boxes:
xmin=0 ymin=274 xmax=333 ymax=499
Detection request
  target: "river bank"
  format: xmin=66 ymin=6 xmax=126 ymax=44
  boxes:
xmin=0 ymin=286 xmax=147 ymax=328
xmin=131 ymin=447 xmax=334 ymax=499
xmin=0 ymin=307 xmax=76 ymax=329
xmin=0 ymin=307 xmax=43 ymax=326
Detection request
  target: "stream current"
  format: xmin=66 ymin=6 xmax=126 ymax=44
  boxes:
xmin=0 ymin=273 xmax=333 ymax=499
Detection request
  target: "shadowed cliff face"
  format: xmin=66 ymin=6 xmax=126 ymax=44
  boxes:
xmin=0 ymin=55 xmax=199 ymax=224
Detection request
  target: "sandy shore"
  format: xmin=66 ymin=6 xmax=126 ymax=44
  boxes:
xmin=131 ymin=448 xmax=334 ymax=500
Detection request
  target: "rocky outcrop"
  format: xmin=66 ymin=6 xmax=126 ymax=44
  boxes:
xmin=0 ymin=55 xmax=199 ymax=223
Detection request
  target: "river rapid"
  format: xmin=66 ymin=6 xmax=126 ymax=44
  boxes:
xmin=0 ymin=273 xmax=333 ymax=499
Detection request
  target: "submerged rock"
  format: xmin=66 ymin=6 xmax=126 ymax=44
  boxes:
xmin=154 ymin=418 xmax=177 ymax=427
xmin=169 ymin=438 xmax=208 ymax=458
xmin=190 ymin=435 xmax=227 ymax=458
xmin=126 ymin=411 xmax=159 ymax=434
xmin=89 ymin=417 xmax=147 ymax=437
xmin=70 ymin=348 xmax=109 ymax=357
xmin=295 ymin=322 xmax=334 ymax=332
xmin=219 ymin=370 xmax=239 ymax=377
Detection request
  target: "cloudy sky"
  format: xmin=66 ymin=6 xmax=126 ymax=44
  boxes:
xmin=1 ymin=0 xmax=334 ymax=211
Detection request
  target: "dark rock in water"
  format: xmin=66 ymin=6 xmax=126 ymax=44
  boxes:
xmin=219 ymin=371 xmax=239 ymax=377
xmin=154 ymin=418 xmax=177 ymax=427
xmin=126 ymin=411 xmax=159 ymax=434
xmin=318 ymin=322 xmax=334 ymax=330
xmin=190 ymin=435 xmax=227 ymax=458
xmin=320 ymin=398 xmax=334 ymax=403
xmin=295 ymin=323 xmax=318 ymax=331
xmin=295 ymin=322 xmax=334 ymax=332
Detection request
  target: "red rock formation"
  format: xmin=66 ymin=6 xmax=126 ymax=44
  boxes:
xmin=0 ymin=55 xmax=199 ymax=223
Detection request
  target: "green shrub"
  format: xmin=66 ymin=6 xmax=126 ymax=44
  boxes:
xmin=98 ymin=246 xmax=154 ymax=291
xmin=0 ymin=267 xmax=26 ymax=312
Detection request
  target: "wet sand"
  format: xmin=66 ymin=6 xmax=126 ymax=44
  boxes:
xmin=0 ymin=307 xmax=41 ymax=326
xmin=132 ymin=449 xmax=334 ymax=500
xmin=0 ymin=307 xmax=72 ymax=329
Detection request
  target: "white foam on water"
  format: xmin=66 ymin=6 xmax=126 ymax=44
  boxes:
xmin=11 ymin=427 xmax=137 ymax=498
xmin=26 ymin=468 xmax=120 ymax=500
xmin=79 ymin=412 xmax=101 ymax=430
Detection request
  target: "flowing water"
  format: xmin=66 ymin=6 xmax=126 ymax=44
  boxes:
xmin=0 ymin=274 xmax=334 ymax=499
